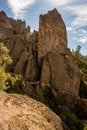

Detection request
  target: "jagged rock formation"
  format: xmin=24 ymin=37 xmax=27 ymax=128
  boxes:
xmin=38 ymin=9 xmax=67 ymax=63
xmin=0 ymin=92 xmax=64 ymax=130
xmin=0 ymin=9 xmax=87 ymax=119
xmin=0 ymin=11 xmax=38 ymax=82
xmin=38 ymin=9 xmax=81 ymax=111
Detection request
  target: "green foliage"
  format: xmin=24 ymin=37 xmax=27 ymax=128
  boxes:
xmin=0 ymin=67 xmax=10 ymax=90
xmin=6 ymin=74 xmax=23 ymax=94
xmin=84 ymin=124 xmax=87 ymax=130
xmin=26 ymin=32 xmax=32 ymax=43
xmin=35 ymin=86 xmax=57 ymax=113
xmin=75 ymin=45 xmax=81 ymax=57
xmin=59 ymin=112 xmax=85 ymax=130
xmin=35 ymin=86 xmax=45 ymax=102
xmin=0 ymin=43 xmax=12 ymax=68
xmin=0 ymin=43 xmax=12 ymax=90
xmin=0 ymin=43 xmax=23 ymax=93
xmin=74 ymin=57 xmax=87 ymax=81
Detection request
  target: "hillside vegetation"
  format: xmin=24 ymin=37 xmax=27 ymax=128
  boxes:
xmin=74 ymin=56 xmax=87 ymax=81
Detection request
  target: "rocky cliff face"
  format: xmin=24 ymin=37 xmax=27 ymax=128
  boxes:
xmin=0 ymin=9 xmax=87 ymax=118
xmin=0 ymin=10 xmax=38 ymax=82
xmin=41 ymin=50 xmax=81 ymax=111
xmin=38 ymin=9 xmax=67 ymax=63
xmin=38 ymin=9 xmax=81 ymax=111
xmin=0 ymin=92 xmax=64 ymax=130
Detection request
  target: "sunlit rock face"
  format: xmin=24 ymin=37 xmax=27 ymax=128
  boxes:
xmin=38 ymin=9 xmax=81 ymax=111
xmin=38 ymin=8 xmax=67 ymax=63
xmin=0 ymin=92 xmax=64 ymax=130
xmin=41 ymin=50 xmax=81 ymax=111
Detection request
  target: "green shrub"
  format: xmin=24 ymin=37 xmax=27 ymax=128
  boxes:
xmin=74 ymin=57 xmax=87 ymax=81
xmin=35 ymin=86 xmax=57 ymax=113
xmin=35 ymin=86 xmax=45 ymax=102
xmin=6 ymin=74 xmax=23 ymax=94
xmin=84 ymin=124 xmax=87 ymax=130
xmin=0 ymin=43 xmax=12 ymax=90
xmin=0 ymin=68 xmax=10 ymax=91
xmin=59 ymin=112 xmax=85 ymax=130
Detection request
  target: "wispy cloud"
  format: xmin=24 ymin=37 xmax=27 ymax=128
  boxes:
xmin=7 ymin=0 xmax=35 ymax=19
xmin=46 ymin=0 xmax=87 ymax=29
xmin=46 ymin=0 xmax=67 ymax=6
xmin=73 ymin=29 xmax=87 ymax=43
xmin=46 ymin=0 xmax=73 ymax=6
xmin=66 ymin=4 xmax=87 ymax=28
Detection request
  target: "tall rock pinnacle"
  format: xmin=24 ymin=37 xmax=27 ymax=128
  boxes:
xmin=38 ymin=8 xmax=67 ymax=63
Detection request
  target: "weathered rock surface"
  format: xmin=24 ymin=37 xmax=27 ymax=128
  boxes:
xmin=38 ymin=8 xmax=67 ymax=63
xmin=0 ymin=92 xmax=64 ymax=130
xmin=0 ymin=9 xmax=86 ymax=116
xmin=38 ymin=8 xmax=82 ymax=112
xmin=0 ymin=11 xmax=38 ymax=82
xmin=41 ymin=50 xmax=81 ymax=111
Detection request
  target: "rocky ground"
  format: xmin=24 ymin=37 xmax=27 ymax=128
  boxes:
xmin=0 ymin=92 xmax=64 ymax=130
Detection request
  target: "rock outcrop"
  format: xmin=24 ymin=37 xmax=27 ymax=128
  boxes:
xmin=0 ymin=11 xmax=38 ymax=82
xmin=38 ymin=8 xmax=67 ymax=63
xmin=0 ymin=92 xmax=64 ymax=130
xmin=41 ymin=50 xmax=81 ymax=111
xmin=38 ymin=9 xmax=81 ymax=111
xmin=0 ymin=9 xmax=87 ymax=117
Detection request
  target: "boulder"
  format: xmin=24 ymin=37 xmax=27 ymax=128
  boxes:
xmin=38 ymin=8 xmax=67 ymax=63
xmin=0 ymin=92 xmax=64 ymax=130
xmin=41 ymin=50 xmax=81 ymax=111
xmin=14 ymin=50 xmax=29 ymax=74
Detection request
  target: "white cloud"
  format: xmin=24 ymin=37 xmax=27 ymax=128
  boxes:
xmin=46 ymin=0 xmax=87 ymax=28
xmin=73 ymin=29 xmax=87 ymax=43
xmin=69 ymin=5 xmax=87 ymax=28
xmin=66 ymin=27 xmax=73 ymax=32
xmin=7 ymin=0 xmax=35 ymax=19
xmin=46 ymin=0 xmax=68 ymax=5
xmin=46 ymin=0 xmax=73 ymax=6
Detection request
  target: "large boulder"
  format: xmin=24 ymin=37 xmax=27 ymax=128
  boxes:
xmin=41 ymin=50 xmax=81 ymax=111
xmin=38 ymin=8 xmax=67 ymax=63
xmin=0 ymin=92 xmax=64 ymax=130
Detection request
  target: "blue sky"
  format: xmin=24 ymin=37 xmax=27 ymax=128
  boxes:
xmin=0 ymin=0 xmax=87 ymax=55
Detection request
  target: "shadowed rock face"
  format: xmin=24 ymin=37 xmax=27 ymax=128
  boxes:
xmin=38 ymin=8 xmax=67 ymax=63
xmin=41 ymin=50 xmax=81 ymax=111
xmin=0 ymin=10 xmax=38 ymax=82
xmin=0 ymin=92 xmax=64 ymax=130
